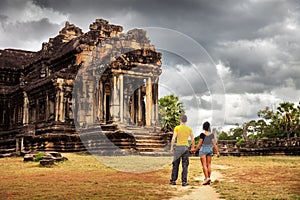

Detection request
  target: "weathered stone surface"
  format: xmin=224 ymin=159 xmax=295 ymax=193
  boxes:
xmin=217 ymin=138 xmax=300 ymax=156
xmin=23 ymin=152 xmax=68 ymax=163
xmin=0 ymin=153 xmax=15 ymax=158
xmin=40 ymin=159 xmax=54 ymax=166
xmin=48 ymin=152 xmax=62 ymax=158
xmin=23 ymin=154 xmax=35 ymax=162
xmin=0 ymin=19 xmax=167 ymax=155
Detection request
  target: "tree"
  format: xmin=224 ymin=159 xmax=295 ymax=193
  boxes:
xmin=218 ymin=131 xmax=230 ymax=140
xmin=230 ymin=127 xmax=243 ymax=140
xmin=276 ymin=102 xmax=300 ymax=139
xmin=258 ymin=101 xmax=300 ymax=138
xmin=158 ymin=94 xmax=185 ymax=132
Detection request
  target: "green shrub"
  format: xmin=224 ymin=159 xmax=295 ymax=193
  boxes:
xmin=34 ymin=152 xmax=45 ymax=162
xmin=236 ymin=138 xmax=245 ymax=145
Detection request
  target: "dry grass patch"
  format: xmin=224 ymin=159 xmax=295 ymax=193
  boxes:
xmin=0 ymin=153 xmax=176 ymax=200
xmin=1 ymin=154 xmax=299 ymax=199
xmin=212 ymin=156 xmax=300 ymax=200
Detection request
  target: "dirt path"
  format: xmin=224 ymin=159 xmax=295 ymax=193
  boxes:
xmin=170 ymin=165 xmax=227 ymax=200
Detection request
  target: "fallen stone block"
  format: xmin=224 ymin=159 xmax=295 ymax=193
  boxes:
xmin=40 ymin=159 xmax=54 ymax=166
xmin=23 ymin=154 xmax=35 ymax=162
xmin=49 ymin=152 xmax=62 ymax=158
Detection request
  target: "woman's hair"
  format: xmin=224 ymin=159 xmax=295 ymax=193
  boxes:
xmin=203 ymin=121 xmax=210 ymax=131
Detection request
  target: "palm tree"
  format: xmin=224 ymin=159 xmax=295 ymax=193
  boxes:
xmin=277 ymin=102 xmax=300 ymax=139
xmin=158 ymin=94 xmax=185 ymax=132
xmin=258 ymin=102 xmax=300 ymax=138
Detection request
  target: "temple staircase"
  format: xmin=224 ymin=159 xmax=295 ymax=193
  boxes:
xmin=0 ymin=124 xmax=172 ymax=157
xmin=0 ymin=129 xmax=17 ymax=157
xmin=121 ymin=125 xmax=172 ymax=156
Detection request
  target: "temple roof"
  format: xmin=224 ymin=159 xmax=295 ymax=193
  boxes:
xmin=0 ymin=19 xmax=156 ymax=71
xmin=0 ymin=49 xmax=36 ymax=70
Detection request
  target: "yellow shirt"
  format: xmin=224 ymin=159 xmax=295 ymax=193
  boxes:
xmin=174 ymin=125 xmax=192 ymax=146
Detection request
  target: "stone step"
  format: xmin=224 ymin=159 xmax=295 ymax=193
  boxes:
xmin=86 ymin=146 xmax=133 ymax=151
xmin=134 ymin=135 xmax=162 ymax=140
xmin=135 ymin=139 xmax=165 ymax=144
xmin=139 ymin=151 xmax=172 ymax=157
xmin=79 ymin=130 xmax=118 ymax=136
xmin=0 ymin=138 xmax=16 ymax=144
xmin=136 ymin=147 xmax=170 ymax=152
xmin=82 ymin=138 xmax=134 ymax=143
xmin=133 ymin=133 xmax=160 ymax=137
xmin=33 ymin=148 xmax=86 ymax=152
xmin=82 ymin=142 xmax=134 ymax=148
xmin=89 ymin=149 xmax=129 ymax=156
xmin=0 ymin=148 xmax=16 ymax=154
xmin=136 ymin=143 xmax=166 ymax=148
xmin=41 ymin=142 xmax=133 ymax=149
xmin=0 ymin=130 xmax=18 ymax=136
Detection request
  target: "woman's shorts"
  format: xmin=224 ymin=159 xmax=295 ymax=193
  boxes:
xmin=199 ymin=145 xmax=213 ymax=156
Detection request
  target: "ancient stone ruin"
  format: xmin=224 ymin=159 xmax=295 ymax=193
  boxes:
xmin=3 ymin=19 xmax=297 ymax=157
xmin=24 ymin=152 xmax=68 ymax=166
xmin=0 ymin=19 xmax=171 ymax=156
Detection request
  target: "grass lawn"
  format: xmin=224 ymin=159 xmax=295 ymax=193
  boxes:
xmin=211 ymin=156 xmax=300 ymax=200
xmin=0 ymin=153 xmax=299 ymax=199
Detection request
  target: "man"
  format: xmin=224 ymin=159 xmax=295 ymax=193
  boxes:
xmin=170 ymin=114 xmax=195 ymax=186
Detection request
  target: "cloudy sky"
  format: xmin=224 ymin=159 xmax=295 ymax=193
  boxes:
xmin=1 ymin=0 xmax=300 ymax=134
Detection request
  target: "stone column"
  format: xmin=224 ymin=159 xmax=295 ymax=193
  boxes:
xmin=54 ymin=79 xmax=66 ymax=122
xmin=119 ymin=74 xmax=124 ymax=123
xmin=137 ymin=87 xmax=143 ymax=125
xmin=86 ymin=78 xmax=95 ymax=124
xmin=130 ymin=91 xmax=135 ymax=124
xmin=55 ymin=85 xmax=61 ymax=122
xmin=79 ymin=77 xmax=86 ymax=125
xmin=123 ymin=78 xmax=130 ymax=124
xmin=98 ymin=80 xmax=104 ymax=122
xmin=45 ymin=93 xmax=49 ymax=121
xmin=145 ymin=77 xmax=153 ymax=126
xmin=106 ymin=76 xmax=117 ymax=121
xmin=21 ymin=137 xmax=24 ymax=152
xmin=22 ymin=91 xmax=29 ymax=124
xmin=59 ymin=87 xmax=65 ymax=122
xmin=111 ymin=74 xmax=120 ymax=122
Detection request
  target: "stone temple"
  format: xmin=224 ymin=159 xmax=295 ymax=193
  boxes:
xmin=0 ymin=19 xmax=171 ymax=156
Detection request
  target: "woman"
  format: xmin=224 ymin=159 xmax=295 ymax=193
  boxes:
xmin=195 ymin=122 xmax=220 ymax=185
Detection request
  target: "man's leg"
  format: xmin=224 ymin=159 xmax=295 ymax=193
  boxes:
xmin=170 ymin=149 xmax=181 ymax=184
xmin=181 ymin=148 xmax=189 ymax=184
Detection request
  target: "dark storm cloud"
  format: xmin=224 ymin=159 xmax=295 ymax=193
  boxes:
xmin=4 ymin=18 xmax=59 ymax=40
xmin=31 ymin=0 xmax=296 ymax=42
xmin=1 ymin=0 xmax=300 ymax=128
xmin=182 ymin=96 xmax=223 ymax=110
xmin=0 ymin=18 xmax=61 ymax=50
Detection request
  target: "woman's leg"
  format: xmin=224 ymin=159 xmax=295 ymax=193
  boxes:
xmin=200 ymin=156 xmax=209 ymax=179
xmin=206 ymin=155 xmax=212 ymax=179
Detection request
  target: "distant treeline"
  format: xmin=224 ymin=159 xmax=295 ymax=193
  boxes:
xmin=219 ymin=101 xmax=300 ymax=142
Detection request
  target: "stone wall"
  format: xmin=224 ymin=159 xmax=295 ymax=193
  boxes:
xmin=218 ymin=137 xmax=300 ymax=156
